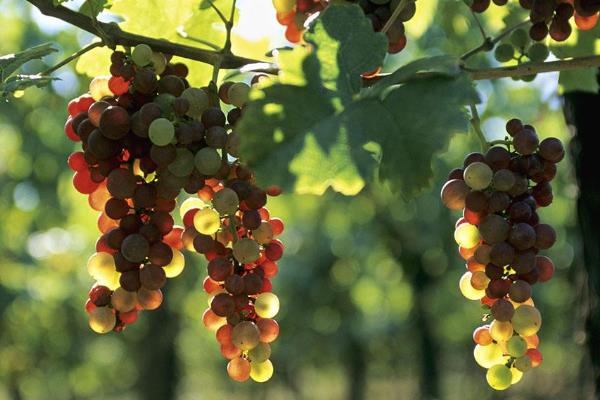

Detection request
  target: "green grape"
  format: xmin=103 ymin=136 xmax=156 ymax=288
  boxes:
xmin=131 ymin=44 xmax=153 ymax=67
xmin=463 ymin=161 xmax=493 ymax=190
xmin=87 ymin=252 xmax=120 ymax=289
xmin=510 ymin=29 xmax=529 ymax=48
xmin=154 ymin=93 xmax=175 ymax=114
xmin=89 ymin=306 xmax=116 ymax=334
xmin=227 ymin=82 xmax=251 ymax=108
xmin=181 ymin=87 xmax=209 ymax=118
xmin=232 ymin=321 xmax=260 ymax=350
xmin=253 ymin=221 xmax=274 ymax=245
xmin=528 ymin=43 xmax=549 ymax=62
xmin=514 ymin=355 xmax=532 ymax=372
xmin=510 ymin=366 xmax=523 ymax=384
xmin=193 ymin=208 xmax=221 ymax=235
xmin=507 ymin=336 xmax=527 ymax=358
xmin=194 ymin=147 xmax=222 ymax=175
xmin=459 ymin=271 xmax=485 ymax=300
xmin=474 ymin=343 xmax=505 ymax=368
xmin=233 ymin=238 xmax=261 ymax=264
xmin=149 ymin=118 xmax=175 ymax=146
xmin=494 ymin=44 xmax=515 ymax=63
xmin=511 ymin=305 xmax=542 ymax=336
xmin=248 ymin=342 xmax=271 ymax=363
xmin=521 ymin=74 xmax=537 ymax=82
xmin=163 ymin=248 xmax=185 ymax=278
xmin=151 ymin=52 xmax=167 ymax=74
xmin=254 ymin=292 xmax=280 ymax=318
xmin=111 ymin=287 xmax=137 ymax=312
xmin=168 ymin=148 xmax=195 ymax=177
xmin=486 ymin=364 xmax=512 ymax=391
xmin=250 ymin=359 xmax=273 ymax=383
xmin=490 ymin=320 xmax=513 ymax=342
xmin=212 ymin=188 xmax=240 ymax=215
xmin=454 ymin=223 xmax=481 ymax=249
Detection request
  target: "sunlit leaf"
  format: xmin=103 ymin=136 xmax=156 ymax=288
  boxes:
xmin=0 ymin=43 xmax=57 ymax=82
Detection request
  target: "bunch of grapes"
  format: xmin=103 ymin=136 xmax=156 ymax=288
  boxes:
xmin=272 ymin=0 xmax=417 ymax=53
xmin=469 ymin=0 xmax=600 ymax=41
xmin=65 ymin=44 xmax=285 ymax=382
xmin=440 ymin=119 xmax=564 ymax=390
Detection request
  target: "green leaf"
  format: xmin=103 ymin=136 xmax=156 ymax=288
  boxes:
xmin=304 ymin=4 xmax=387 ymax=103
xmin=199 ymin=0 xmax=220 ymax=9
xmin=0 ymin=43 xmax=57 ymax=83
xmin=79 ymin=0 xmax=111 ymax=18
xmin=0 ymin=75 xmax=57 ymax=98
xmin=237 ymin=4 xmax=479 ymax=197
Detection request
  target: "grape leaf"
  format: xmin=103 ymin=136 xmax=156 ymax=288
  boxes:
xmin=0 ymin=75 xmax=57 ymax=98
xmin=303 ymin=4 xmax=387 ymax=103
xmin=237 ymin=4 xmax=479 ymax=197
xmin=0 ymin=43 xmax=57 ymax=82
xmin=79 ymin=0 xmax=111 ymax=18
xmin=199 ymin=0 xmax=221 ymax=10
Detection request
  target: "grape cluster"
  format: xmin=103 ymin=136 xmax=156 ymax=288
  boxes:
xmin=272 ymin=0 xmax=417 ymax=53
xmin=65 ymin=44 xmax=285 ymax=382
xmin=469 ymin=0 xmax=600 ymax=41
xmin=440 ymin=119 xmax=564 ymax=390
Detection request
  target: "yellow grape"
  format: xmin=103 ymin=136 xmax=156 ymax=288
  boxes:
xmin=193 ymin=208 xmax=221 ymax=235
xmin=163 ymin=248 xmax=185 ymax=278
xmin=486 ymin=364 xmax=512 ymax=390
xmin=510 ymin=366 xmax=523 ymax=384
xmin=111 ymin=287 xmax=137 ymax=312
xmin=89 ymin=306 xmax=116 ymax=334
xmin=454 ymin=223 xmax=480 ymax=249
xmin=87 ymin=252 xmax=120 ymax=290
xmin=232 ymin=321 xmax=260 ymax=350
xmin=250 ymin=359 xmax=274 ymax=383
xmin=474 ymin=343 xmax=506 ymax=368
xmin=490 ymin=320 xmax=513 ymax=342
xmin=511 ymin=305 xmax=542 ymax=336
xmin=459 ymin=272 xmax=485 ymax=300
xmin=150 ymin=52 xmax=167 ymax=74
xmin=254 ymin=293 xmax=280 ymax=318
xmin=272 ymin=0 xmax=295 ymax=13
xmin=179 ymin=197 xmax=204 ymax=219
xmin=89 ymin=76 xmax=112 ymax=100
xmin=253 ymin=222 xmax=274 ymax=245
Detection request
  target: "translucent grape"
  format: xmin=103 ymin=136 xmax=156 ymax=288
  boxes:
xmin=486 ymin=364 xmax=512 ymax=391
xmin=179 ymin=197 xmax=204 ymax=219
xmin=256 ymin=318 xmax=280 ymax=343
xmin=150 ymin=52 xmax=167 ymax=74
xmin=212 ymin=187 xmax=240 ymax=215
xmin=250 ymin=359 xmax=274 ymax=383
xmin=111 ymin=287 xmax=137 ymax=312
xmin=227 ymin=357 xmax=251 ymax=382
xmin=440 ymin=179 xmax=470 ymax=210
xmin=511 ymin=305 xmax=542 ymax=336
xmin=202 ymin=308 xmax=227 ymax=331
xmin=89 ymin=76 xmax=112 ymax=100
xmin=131 ymin=44 xmax=153 ymax=67
xmin=510 ymin=366 xmax=523 ymax=384
xmin=253 ymin=221 xmax=274 ymax=245
xmin=473 ymin=343 xmax=505 ymax=368
xmin=227 ymin=82 xmax=251 ymax=108
xmin=181 ymin=87 xmax=209 ymax=118
xmin=248 ymin=342 xmax=271 ymax=363
xmin=163 ymin=248 xmax=185 ymax=278
xmin=231 ymin=321 xmax=260 ymax=350
xmin=490 ymin=320 xmax=513 ymax=342
xmin=514 ymin=355 xmax=532 ymax=372
xmin=507 ymin=335 xmax=527 ymax=358
xmin=193 ymin=208 xmax=221 ymax=235
xmin=233 ymin=238 xmax=261 ymax=264
xmin=473 ymin=325 xmax=493 ymax=345
xmin=89 ymin=306 xmax=116 ymax=333
xmin=254 ymin=292 xmax=280 ymax=318
xmin=454 ymin=223 xmax=481 ymax=249
xmin=464 ymin=161 xmax=493 ymax=190
xmin=459 ymin=271 xmax=485 ymax=300
xmin=87 ymin=252 xmax=120 ymax=289
xmin=138 ymin=287 xmax=163 ymax=310
xmin=149 ymin=118 xmax=175 ymax=146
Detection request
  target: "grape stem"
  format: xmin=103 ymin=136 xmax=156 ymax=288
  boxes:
xmin=469 ymin=9 xmax=488 ymax=43
xmin=461 ymin=19 xmax=531 ymax=61
xmin=206 ymin=0 xmax=228 ymax=25
xmin=381 ymin=0 xmax=410 ymax=34
xmin=25 ymin=0 xmax=263 ymax=69
xmin=223 ymin=0 xmax=238 ymax=55
xmin=469 ymin=104 xmax=489 ymax=152
xmin=40 ymin=40 xmax=104 ymax=76
xmin=488 ymin=139 xmax=512 ymax=147
xmin=176 ymin=28 xmax=221 ymax=51
xmin=228 ymin=215 xmax=239 ymax=244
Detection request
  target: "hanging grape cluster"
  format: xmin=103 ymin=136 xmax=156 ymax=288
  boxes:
xmin=469 ymin=0 xmax=600 ymax=41
xmin=272 ymin=0 xmax=417 ymax=53
xmin=64 ymin=43 xmax=285 ymax=382
xmin=440 ymin=119 xmax=564 ymax=390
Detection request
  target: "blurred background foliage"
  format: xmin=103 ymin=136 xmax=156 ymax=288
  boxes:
xmin=0 ymin=0 xmax=594 ymax=399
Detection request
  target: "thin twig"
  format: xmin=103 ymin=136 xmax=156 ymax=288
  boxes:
xmin=176 ymin=27 xmax=221 ymax=51
xmin=41 ymin=41 xmax=104 ymax=76
xmin=470 ymin=9 xmax=488 ymax=42
xmin=469 ymin=104 xmax=488 ymax=152
xmin=381 ymin=0 xmax=410 ymax=34
xmin=207 ymin=0 xmax=228 ymax=25
xmin=25 ymin=0 xmax=262 ymax=69
xmin=461 ymin=19 xmax=531 ymax=61
xmin=223 ymin=0 xmax=238 ymax=54
xmin=488 ymin=139 xmax=512 ymax=147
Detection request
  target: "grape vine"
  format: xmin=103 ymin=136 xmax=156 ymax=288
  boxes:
xmin=441 ymin=118 xmax=564 ymax=390
xmin=66 ymin=44 xmax=284 ymax=382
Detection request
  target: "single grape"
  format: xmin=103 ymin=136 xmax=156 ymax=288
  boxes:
xmin=254 ymin=292 xmax=280 ymax=318
xmin=227 ymin=357 xmax=251 ymax=382
xmin=193 ymin=207 xmax=221 ymax=235
xmin=149 ymin=118 xmax=175 ymax=146
xmin=248 ymin=342 xmax=271 ymax=363
xmin=213 ymin=187 xmax=240 ymax=215
xmin=459 ymin=271 xmax=486 ymax=300
xmin=227 ymin=82 xmax=251 ymax=108
xmin=494 ymin=43 xmax=515 ymax=62
xmin=454 ymin=223 xmax=481 ymax=249
xmin=527 ymin=42 xmax=549 ymax=62
xmin=89 ymin=306 xmax=116 ymax=333
xmin=441 ymin=179 xmax=470 ymax=210
xmin=250 ymin=359 xmax=274 ymax=383
xmin=474 ymin=343 xmax=505 ymax=368
xmin=131 ymin=44 xmax=153 ymax=67
xmin=507 ymin=335 xmax=528 ymax=358
xmin=232 ymin=321 xmax=260 ymax=350
xmin=491 ymin=299 xmax=515 ymax=321
xmin=195 ymin=147 xmax=222 ymax=176
xmin=511 ymin=305 xmax=542 ymax=336
xmin=464 ymin=161 xmax=494 ymax=190
xmin=490 ymin=319 xmax=513 ymax=341
xmin=486 ymin=364 xmax=513 ymax=391
xmin=233 ymin=238 xmax=261 ymax=264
